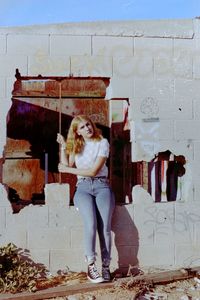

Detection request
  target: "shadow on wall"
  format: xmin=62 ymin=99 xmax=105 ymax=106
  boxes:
xmin=111 ymin=204 xmax=139 ymax=276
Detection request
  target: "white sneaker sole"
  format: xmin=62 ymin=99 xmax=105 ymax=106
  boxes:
xmin=87 ymin=276 xmax=104 ymax=283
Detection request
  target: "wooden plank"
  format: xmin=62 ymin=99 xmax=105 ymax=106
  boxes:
xmin=0 ymin=281 xmax=114 ymax=300
xmin=116 ymin=267 xmax=200 ymax=286
xmin=1 ymin=267 xmax=200 ymax=300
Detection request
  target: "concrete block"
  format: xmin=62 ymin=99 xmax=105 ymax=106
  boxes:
xmin=138 ymin=244 xmax=174 ymax=267
xmin=27 ymin=205 xmax=49 ymax=228
xmin=194 ymin=141 xmax=200 ymax=161
xmin=174 ymin=39 xmax=195 ymax=79
xmin=27 ymin=228 xmax=70 ymax=250
xmin=174 ymin=202 xmax=200 ymax=244
xmin=193 ymin=55 xmax=200 ymax=79
xmin=175 ymin=244 xmax=200 ymax=267
xmin=133 ymin=98 xmax=190 ymax=121
xmin=6 ymin=207 xmax=27 ymax=228
xmin=138 ymin=19 xmax=193 ymax=39
xmin=194 ymin=179 xmax=200 ymax=202
xmin=71 ymin=55 xmax=112 ymax=77
xmin=154 ymin=53 xmax=191 ymax=79
xmin=50 ymin=249 xmax=85 ymax=273
xmin=193 ymin=38 xmax=200 ymax=77
xmin=131 ymin=119 xmax=173 ymax=141
xmin=45 ymin=183 xmax=70 ymax=207
xmin=135 ymin=202 xmax=175 ymax=245
xmin=109 ymin=76 xmax=134 ymax=99
xmin=0 ymin=185 xmax=12 ymax=209
xmin=131 ymin=138 xmax=157 ymax=161
xmin=113 ymin=56 xmax=153 ymax=79
xmin=0 ymin=78 xmax=6 ymax=98
xmin=0 ymin=35 xmax=6 ymax=54
xmin=6 ymin=205 xmax=48 ymax=228
xmin=0 ymin=207 xmax=6 ymax=229
xmin=92 ymin=36 xmax=133 ymax=57
xmin=194 ymin=19 xmax=200 ymax=38
xmin=0 ymin=19 xmax=193 ymax=38
xmin=133 ymin=79 xmax=174 ymax=104
xmin=134 ymin=37 xmax=173 ymax=58
xmin=0 ymin=227 xmax=27 ymax=249
xmin=175 ymin=79 xmax=200 ymax=101
xmin=154 ymin=140 xmax=194 ymax=161
xmin=50 ymin=35 xmax=91 ymax=55
xmin=6 ymin=77 xmax=16 ymax=98
xmin=154 ymin=55 xmax=174 ymax=78
xmin=70 ymin=227 xmax=84 ymax=248
xmin=0 ymin=97 xmax=12 ymax=120
xmin=29 ymin=249 xmax=50 ymax=270
xmin=175 ymin=120 xmax=200 ymax=140
xmin=49 ymin=206 xmax=83 ymax=227
xmin=173 ymin=53 xmax=193 ymax=79
xmin=174 ymin=38 xmax=196 ymax=57
xmin=29 ymin=55 xmax=70 ymax=76
xmin=190 ymin=160 xmax=200 ymax=179
xmin=7 ymin=34 xmax=49 ymax=55
xmin=111 ymin=245 xmax=138 ymax=269
xmin=0 ymin=55 xmax=27 ymax=77
xmin=193 ymin=99 xmax=200 ymax=119
xmin=112 ymin=204 xmax=134 ymax=228
xmin=159 ymin=98 xmax=193 ymax=120
xmin=112 ymin=224 xmax=139 ymax=247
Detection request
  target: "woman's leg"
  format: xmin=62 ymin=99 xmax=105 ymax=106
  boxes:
xmin=73 ymin=183 xmax=97 ymax=264
xmin=93 ymin=180 xmax=115 ymax=266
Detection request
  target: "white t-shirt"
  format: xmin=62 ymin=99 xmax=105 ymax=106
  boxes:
xmin=75 ymin=138 xmax=109 ymax=179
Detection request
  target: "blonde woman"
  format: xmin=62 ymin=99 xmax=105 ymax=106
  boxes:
xmin=57 ymin=115 xmax=115 ymax=283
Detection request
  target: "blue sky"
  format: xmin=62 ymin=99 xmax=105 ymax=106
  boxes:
xmin=0 ymin=0 xmax=199 ymax=27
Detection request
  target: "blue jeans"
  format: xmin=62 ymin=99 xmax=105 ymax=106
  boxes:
xmin=74 ymin=177 xmax=115 ymax=266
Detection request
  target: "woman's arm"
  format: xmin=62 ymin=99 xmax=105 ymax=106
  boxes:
xmin=57 ymin=133 xmax=75 ymax=167
xmin=60 ymin=147 xmax=68 ymax=165
xmin=58 ymin=156 xmax=107 ymax=177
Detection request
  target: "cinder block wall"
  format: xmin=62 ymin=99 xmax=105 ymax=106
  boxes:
xmin=0 ymin=19 xmax=200 ymax=273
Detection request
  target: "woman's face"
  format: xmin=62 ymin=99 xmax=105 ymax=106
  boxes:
xmin=77 ymin=119 xmax=94 ymax=140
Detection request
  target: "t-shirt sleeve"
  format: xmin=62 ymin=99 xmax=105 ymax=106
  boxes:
xmin=98 ymin=138 xmax=110 ymax=157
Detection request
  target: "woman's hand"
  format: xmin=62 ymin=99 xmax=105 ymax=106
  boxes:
xmin=57 ymin=133 xmax=66 ymax=149
xmin=58 ymin=163 xmax=69 ymax=173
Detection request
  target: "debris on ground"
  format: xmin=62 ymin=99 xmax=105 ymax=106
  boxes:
xmin=0 ymin=243 xmax=47 ymax=293
xmin=44 ymin=268 xmax=200 ymax=300
xmin=45 ymin=278 xmax=200 ymax=300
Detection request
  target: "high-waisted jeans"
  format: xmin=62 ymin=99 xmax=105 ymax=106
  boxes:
xmin=74 ymin=177 xmax=115 ymax=266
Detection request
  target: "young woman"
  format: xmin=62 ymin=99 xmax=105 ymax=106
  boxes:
xmin=57 ymin=115 xmax=115 ymax=283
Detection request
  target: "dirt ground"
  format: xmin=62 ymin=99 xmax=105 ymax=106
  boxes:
xmin=44 ymin=276 xmax=200 ymax=300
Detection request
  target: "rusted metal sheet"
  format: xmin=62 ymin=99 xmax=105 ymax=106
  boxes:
xmin=2 ymin=158 xmax=44 ymax=201
xmin=12 ymin=76 xmax=110 ymax=98
xmin=4 ymin=138 xmax=32 ymax=158
xmin=13 ymin=97 xmax=109 ymax=127
xmin=3 ymin=94 xmax=110 ymax=210
xmin=3 ymin=71 xmax=132 ymax=210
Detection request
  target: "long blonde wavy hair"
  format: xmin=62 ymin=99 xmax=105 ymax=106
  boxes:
xmin=66 ymin=115 xmax=102 ymax=154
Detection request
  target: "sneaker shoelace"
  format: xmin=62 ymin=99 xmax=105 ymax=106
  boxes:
xmin=102 ymin=266 xmax=110 ymax=280
xmin=88 ymin=264 xmax=100 ymax=279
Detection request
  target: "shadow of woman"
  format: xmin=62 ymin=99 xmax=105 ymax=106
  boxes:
xmin=111 ymin=204 xmax=140 ymax=277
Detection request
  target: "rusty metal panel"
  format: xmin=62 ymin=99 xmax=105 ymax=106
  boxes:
xmin=3 ymin=93 xmax=109 ymax=210
xmin=12 ymin=77 xmax=110 ymax=98
xmin=2 ymin=158 xmax=44 ymax=201
xmin=3 ymin=72 xmax=133 ymax=210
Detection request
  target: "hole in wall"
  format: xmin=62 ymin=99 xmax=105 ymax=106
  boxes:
xmin=1 ymin=70 xmax=131 ymax=212
xmin=132 ymin=150 xmax=186 ymax=202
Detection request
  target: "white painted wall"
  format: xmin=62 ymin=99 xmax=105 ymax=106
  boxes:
xmin=0 ymin=19 xmax=200 ymax=274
